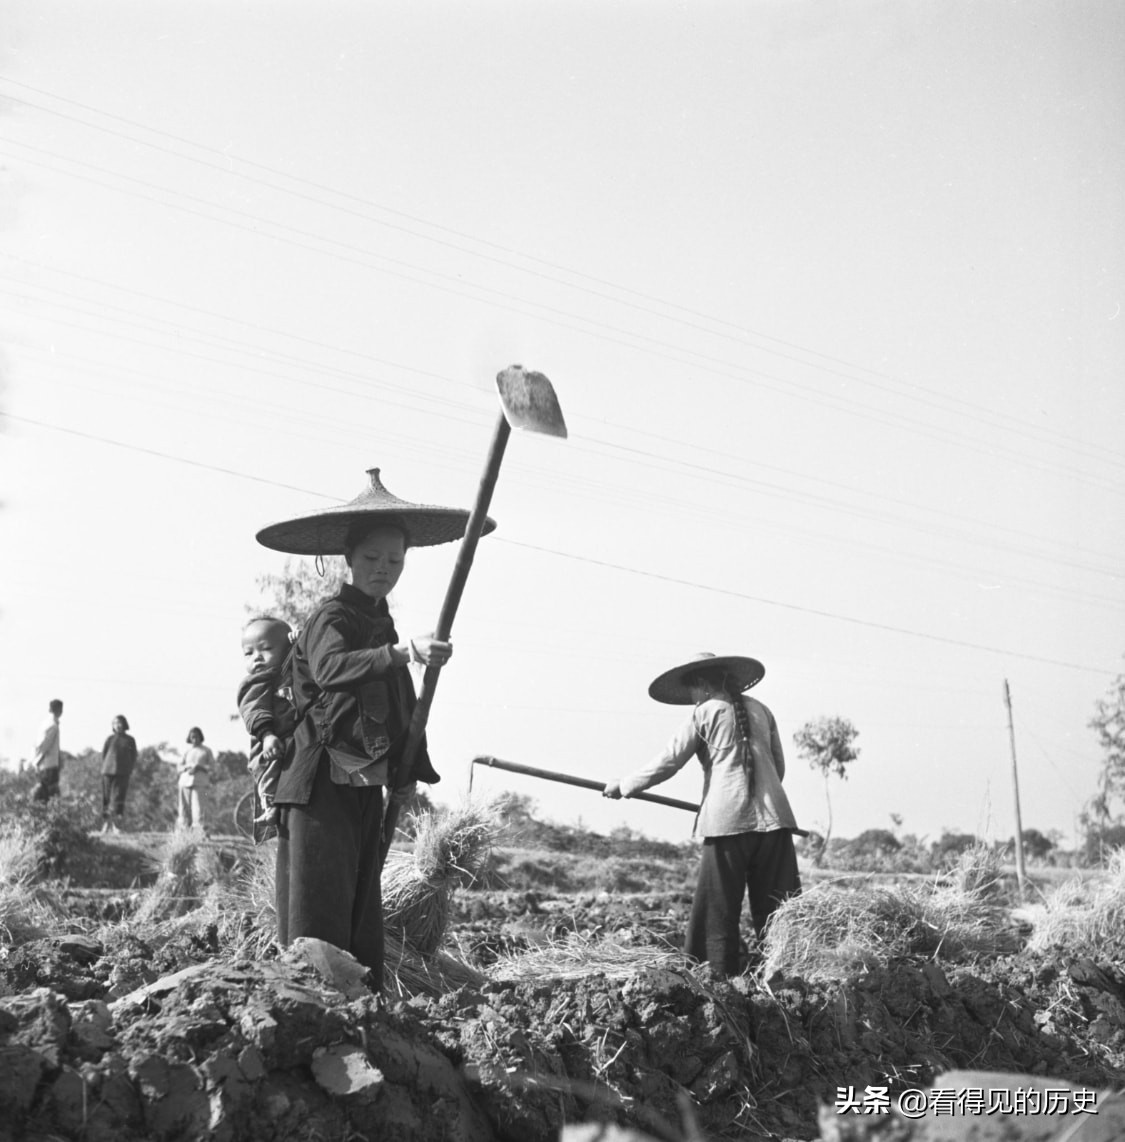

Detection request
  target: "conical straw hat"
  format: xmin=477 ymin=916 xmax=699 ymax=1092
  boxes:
xmin=256 ymin=468 xmax=496 ymax=555
xmin=648 ymin=651 xmax=765 ymax=705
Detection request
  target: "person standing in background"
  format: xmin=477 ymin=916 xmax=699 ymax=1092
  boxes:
xmin=179 ymin=726 xmax=213 ymax=831
xmin=100 ymin=715 xmax=138 ymax=833
xmin=32 ymin=698 xmax=64 ymax=802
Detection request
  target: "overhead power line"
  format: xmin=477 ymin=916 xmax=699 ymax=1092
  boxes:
xmin=16 ymin=344 xmax=1123 ymax=614
xmin=496 ymin=539 xmax=1117 ymax=677
xmin=4 ymin=94 xmax=1124 ymax=489
xmin=5 ymin=251 xmax=1125 ymax=579
xmin=8 ymin=306 xmax=1122 ymax=587
xmin=1 ymin=411 xmax=331 ymax=498
xmin=6 ymin=254 xmax=1122 ymax=567
xmin=9 ymin=134 xmax=1119 ymax=493
xmin=2 ymin=410 xmax=1117 ymax=678
xmin=2 ymin=74 xmax=1120 ymax=474
xmin=7 ymin=136 xmax=1119 ymax=495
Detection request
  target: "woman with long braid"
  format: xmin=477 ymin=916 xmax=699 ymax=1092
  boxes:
xmin=604 ymin=651 xmax=803 ymax=976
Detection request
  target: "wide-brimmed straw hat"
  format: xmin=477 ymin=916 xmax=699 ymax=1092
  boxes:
xmin=256 ymin=468 xmax=496 ymax=555
xmin=648 ymin=651 xmax=765 ymax=705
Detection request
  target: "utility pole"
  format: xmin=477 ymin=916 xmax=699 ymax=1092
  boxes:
xmin=1003 ymin=679 xmax=1027 ymax=898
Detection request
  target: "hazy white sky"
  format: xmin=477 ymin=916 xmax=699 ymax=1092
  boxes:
xmin=2 ymin=1 xmax=1123 ymax=847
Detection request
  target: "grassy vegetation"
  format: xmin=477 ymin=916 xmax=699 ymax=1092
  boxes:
xmin=3 ymin=780 xmax=1124 ymax=991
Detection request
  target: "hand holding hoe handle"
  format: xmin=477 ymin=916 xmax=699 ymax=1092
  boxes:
xmin=467 ymin=756 xmax=810 ymax=837
xmin=380 ymin=366 xmax=567 ymax=859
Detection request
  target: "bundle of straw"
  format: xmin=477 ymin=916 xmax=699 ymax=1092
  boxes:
xmin=760 ymin=876 xmax=1013 ymax=982
xmin=383 ymin=927 xmax=487 ymax=997
xmin=203 ymin=803 xmax=497 ymax=998
xmin=218 ymin=843 xmax=279 ymax=958
xmin=133 ymin=831 xmax=225 ymax=925
xmin=382 ymin=798 xmax=501 ymax=955
xmin=0 ymin=823 xmax=64 ymax=945
xmin=491 ymin=931 xmax=684 ymax=983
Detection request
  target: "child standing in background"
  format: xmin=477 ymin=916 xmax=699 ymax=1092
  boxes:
xmin=237 ymin=616 xmax=297 ymax=830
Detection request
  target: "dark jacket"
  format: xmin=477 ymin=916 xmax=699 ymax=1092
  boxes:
xmin=101 ymin=732 xmax=137 ymax=779
xmin=275 ymin=583 xmax=439 ymax=806
xmin=237 ymin=668 xmax=298 ymax=774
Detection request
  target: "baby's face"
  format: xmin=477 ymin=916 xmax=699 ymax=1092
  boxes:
xmin=242 ymin=624 xmax=288 ymax=673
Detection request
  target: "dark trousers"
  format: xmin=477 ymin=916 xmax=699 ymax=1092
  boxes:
xmin=33 ymin=767 xmax=60 ymax=802
xmin=275 ymin=759 xmax=386 ymax=987
xmin=102 ymin=774 xmax=129 ymax=820
xmin=685 ymin=829 xmax=801 ymax=975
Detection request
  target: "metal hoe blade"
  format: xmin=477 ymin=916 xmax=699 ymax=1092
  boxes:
xmin=496 ymin=365 xmax=568 ymax=438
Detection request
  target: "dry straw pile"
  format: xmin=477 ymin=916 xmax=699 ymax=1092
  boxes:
xmin=216 ymin=843 xmax=277 ymax=958
xmin=760 ymin=845 xmax=1016 ymax=981
xmin=378 ymin=796 xmax=502 ymax=995
xmin=382 ymin=797 xmax=501 ymax=954
xmin=1026 ymin=849 xmax=1125 ymax=959
xmin=212 ymin=797 xmax=500 ymax=996
xmin=383 ymin=928 xmax=486 ymax=997
xmin=0 ymin=822 xmax=64 ymax=945
xmin=491 ymin=930 xmax=683 ymax=982
xmin=132 ymin=828 xmax=227 ymax=926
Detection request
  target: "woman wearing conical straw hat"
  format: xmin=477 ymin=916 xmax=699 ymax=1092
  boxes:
xmin=255 ymin=469 xmax=494 ymax=989
xmin=604 ymin=652 xmax=803 ymax=977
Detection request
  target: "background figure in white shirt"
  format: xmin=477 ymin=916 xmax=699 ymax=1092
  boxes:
xmin=604 ymin=652 xmax=802 ymax=976
xmin=178 ymin=726 xmax=214 ymax=832
xmin=32 ymin=698 xmax=64 ymax=803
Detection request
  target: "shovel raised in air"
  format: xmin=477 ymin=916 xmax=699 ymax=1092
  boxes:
xmin=380 ymin=365 xmax=567 ymax=860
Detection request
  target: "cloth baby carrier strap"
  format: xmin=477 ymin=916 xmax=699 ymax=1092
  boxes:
xmin=290 ymin=592 xmax=398 ymax=762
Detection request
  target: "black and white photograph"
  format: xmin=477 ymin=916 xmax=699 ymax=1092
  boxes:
xmin=1 ymin=4 xmax=1123 ymax=1139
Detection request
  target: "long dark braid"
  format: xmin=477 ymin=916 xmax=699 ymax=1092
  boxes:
xmin=688 ymin=667 xmax=755 ymax=796
xmin=720 ymin=672 xmax=755 ymax=797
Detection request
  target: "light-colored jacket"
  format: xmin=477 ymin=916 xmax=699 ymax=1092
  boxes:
xmin=34 ymin=716 xmax=60 ymax=772
xmin=619 ymin=695 xmax=799 ymax=838
xmin=179 ymin=745 xmax=214 ymax=789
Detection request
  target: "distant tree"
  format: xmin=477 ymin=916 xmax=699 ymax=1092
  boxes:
xmin=1078 ymin=662 xmax=1125 ymax=863
xmin=852 ymin=828 xmax=902 ymax=858
xmin=127 ymin=745 xmax=181 ymax=831
xmin=932 ymin=831 xmax=979 ymax=866
xmin=793 ymin=716 xmax=860 ymax=864
xmin=11 ymin=743 xmax=181 ymax=833
xmin=54 ymin=748 xmax=105 ymax=824
xmin=1086 ymin=663 xmax=1125 ymax=825
xmin=499 ymin=792 xmax=539 ymax=828
xmin=246 ymin=556 xmax=349 ymax=629
xmin=1083 ymin=823 xmax=1125 ymax=865
xmin=213 ymin=750 xmax=249 ymax=783
xmin=1019 ymin=828 xmax=1055 ymax=863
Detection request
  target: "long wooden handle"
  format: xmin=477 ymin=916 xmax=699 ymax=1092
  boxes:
xmin=471 ymin=755 xmax=810 ymax=836
xmin=395 ymin=414 xmax=511 ymax=788
xmin=471 ymin=755 xmax=700 ymax=813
